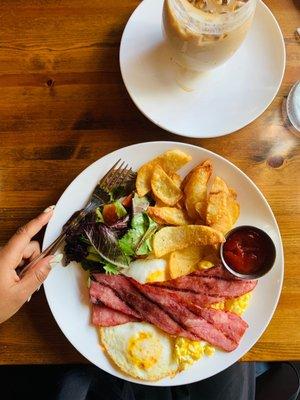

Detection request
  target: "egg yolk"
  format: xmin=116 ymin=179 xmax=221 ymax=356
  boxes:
xmin=198 ymin=260 xmax=214 ymax=270
xmin=146 ymin=270 xmax=165 ymax=283
xmin=127 ymin=332 xmax=162 ymax=370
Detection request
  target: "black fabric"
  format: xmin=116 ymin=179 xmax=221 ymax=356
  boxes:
xmin=1 ymin=362 xmax=300 ymax=400
xmin=52 ymin=362 xmax=255 ymax=400
xmin=255 ymin=362 xmax=300 ymax=400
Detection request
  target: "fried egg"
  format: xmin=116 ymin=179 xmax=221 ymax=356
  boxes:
xmin=124 ymin=258 xmax=168 ymax=283
xmin=100 ymin=322 xmax=178 ymax=381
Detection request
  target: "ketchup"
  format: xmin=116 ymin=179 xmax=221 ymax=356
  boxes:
xmin=222 ymin=227 xmax=275 ymax=275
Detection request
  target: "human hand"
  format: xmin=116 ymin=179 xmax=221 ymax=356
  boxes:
xmin=0 ymin=206 xmax=59 ymax=324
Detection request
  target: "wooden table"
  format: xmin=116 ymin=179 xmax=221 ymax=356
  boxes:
xmin=0 ymin=0 xmax=299 ymax=365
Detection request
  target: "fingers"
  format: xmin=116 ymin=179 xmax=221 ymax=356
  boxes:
xmin=1 ymin=206 xmax=55 ymax=268
xmin=10 ymin=253 xmax=62 ymax=308
xmin=16 ymin=255 xmax=54 ymax=302
xmin=22 ymin=241 xmax=40 ymax=262
xmin=15 ymin=241 xmax=40 ymax=270
xmin=9 ymin=206 xmax=54 ymax=252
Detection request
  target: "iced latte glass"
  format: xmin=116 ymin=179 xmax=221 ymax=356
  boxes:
xmin=163 ymin=0 xmax=257 ymax=72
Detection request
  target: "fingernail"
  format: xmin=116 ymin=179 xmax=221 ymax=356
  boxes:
xmin=43 ymin=205 xmax=55 ymax=213
xmin=27 ymin=295 xmax=31 ymax=302
xmin=50 ymin=253 xmax=63 ymax=268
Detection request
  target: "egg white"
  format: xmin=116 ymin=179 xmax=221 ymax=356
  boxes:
xmin=123 ymin=258 xmax=168 ymax=284
xmin=100 ymin=322 xmax=178 ymax=381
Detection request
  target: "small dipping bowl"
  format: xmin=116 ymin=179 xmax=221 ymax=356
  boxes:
xmin=220 ymin=226 xmax=276 ymax=280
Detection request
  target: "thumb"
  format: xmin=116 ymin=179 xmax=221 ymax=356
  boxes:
xmin=18 ymin=254 xmax=61 ymax=299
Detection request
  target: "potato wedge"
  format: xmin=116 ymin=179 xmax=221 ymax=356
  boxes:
xmin=175 ymin=197 xmax=185 ymax=210
xmin=151 ymin=165 xmax=182 ymax=206
xmin=155 ymin=196 xmax=189 ymax=212
xmin=228 ymin=200 xmax=240 ymax=226
xmin=181 ymin=168 xmax=193 ymax=189
xmin=155 ymin=198 xmax=169 ymax=207
xmin=148 ymin=206 xmax=191 ymax=226
xmin=228 ymin=188 xmax=240 ymax=225
xmin=136 ymin=163 xmax=154 ymax=197
xmin=170 ymin=173 xmax=182 ymax=188
xmin=184 ymin=160 xmax=212 ymax=221
xmin=158 ymin=149 xmax=192 ymax=174
xmin=153 ymin=225 xmax=224 ymax=257
xmin=136 ymin=149 xmax=191 ymax=196
xmin=206 ymin=176 xmax=239 ymax=234
xmin=169 ymin=246 xmax=204 ymax=279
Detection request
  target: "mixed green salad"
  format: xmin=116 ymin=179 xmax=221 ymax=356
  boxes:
xmin=64 ymin=180 xmax=158 ymax=275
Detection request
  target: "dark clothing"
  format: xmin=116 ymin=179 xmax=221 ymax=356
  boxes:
xmin=2 ymin=362 xmax=300 ymax=399
xmin=53 ymin=362 xmax=256 ymax=400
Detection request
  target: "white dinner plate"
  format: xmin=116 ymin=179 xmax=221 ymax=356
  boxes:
xmin=44 ymin=142 xmax=284 ymax=386
xmin=119 ymin=0 xmax=285 ymax=138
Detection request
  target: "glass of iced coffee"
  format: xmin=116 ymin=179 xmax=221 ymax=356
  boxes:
xmin=163 ymin=0 xmax=257 ymax=73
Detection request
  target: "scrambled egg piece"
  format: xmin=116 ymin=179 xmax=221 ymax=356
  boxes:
xmin=211 ymin=293 xmax=252 ymax=315
xmin=175 ymin=293 xmax=252 ymax=369
xmin=175 ymin=338 xmax=215 ymax=371
xmin=210 ymin=301 xmax=225 ymax=310
xmin=224 ymin=292 xmax=252 ymax=316
xmin=204 ymin=344 xmax=215 ymax=356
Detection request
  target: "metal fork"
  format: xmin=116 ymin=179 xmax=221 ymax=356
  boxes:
xmin=19 ymin=159 xmax=133 ymax=278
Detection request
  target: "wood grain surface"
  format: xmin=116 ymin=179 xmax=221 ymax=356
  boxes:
xmin=0 ymin=0 xmax=299 ymax=365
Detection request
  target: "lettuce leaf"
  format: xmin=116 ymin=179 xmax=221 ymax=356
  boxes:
xmin=103 ymin=261 xmax=119 ymax=275
xmin=110 ymin=186 xmax=127 ymax=202
xmin=114 ymin=200 xmax=127 ymax=218
xmin=132 ymin=193 xmax=149 ymax=215
xmin=95 ymin=207 xmax=104 ymax=223
xmin=136 ymin=216 xmax=157 ymax=255
xmin=118 ymin=212 xmax=157 ymax=257
xmin=84 ymin=223 xmax=129 ymax=269
xmin=109 ymin=173 xmax=137 ymax=202
xmin=81 ymin=258 xmax=101 ymax=271
xmin=118 ymin=229 xmax=142 ymax=256
xmin=82 ymin=244 xmax=123 ymax=275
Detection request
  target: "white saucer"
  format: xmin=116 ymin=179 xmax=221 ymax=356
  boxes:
xmin=119 ymin=0 xmax=285 ymax=138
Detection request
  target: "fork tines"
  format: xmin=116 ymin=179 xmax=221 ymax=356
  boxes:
xmin=100 ymin=159 xmax=133 ymax=192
